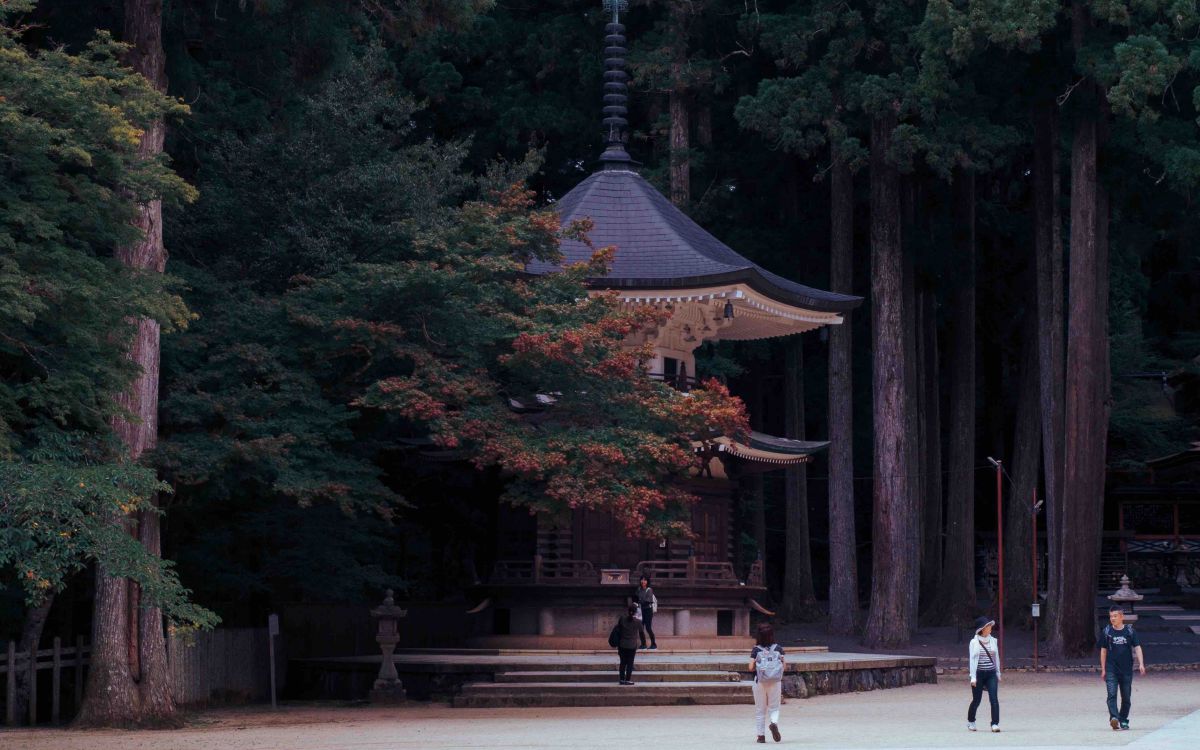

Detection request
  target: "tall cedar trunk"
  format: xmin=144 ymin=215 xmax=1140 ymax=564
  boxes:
xmin=668 ymin=4 xmax=689 ymax=207
xmin=862 ymin=112 xmax=916 ymax=647
xmin=901 ymin=209 xmax=921 ymax=620
xmin=827 ymin=152 xmax=859 ymax=634
xmin=1032 ymin=97 xmax=1065 ymax=640
xmin=782 ymin=339 xmax=817 ymax=620
xmin=79 ymin=0 xmax=174 ymax=726
xmin=1050 ymin=5 xmax=1110 ymax=658
xmin=934 ymin=170 xmax=977 ymax=626
xmin=918 ymin=287 xmax=943 ymax=614
xmin=12 ymin=596 xmax=54 ymax=724
xmin=1005 ymin=329 xmax=1041 ymax=628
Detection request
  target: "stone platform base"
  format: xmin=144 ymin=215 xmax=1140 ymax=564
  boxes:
xmin=463 ymin=635 xmax=756 ymax=650
xmin=290 ymin=648 xmax=937 ymax=706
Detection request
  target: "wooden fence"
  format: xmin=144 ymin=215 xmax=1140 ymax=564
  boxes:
xmin=0 ymin=637 xmax=88 ymax=726
xmin=2 ymin=627 xmax=274 ymax=725
xmin=168 ymin=627 xmax=273 ymax=706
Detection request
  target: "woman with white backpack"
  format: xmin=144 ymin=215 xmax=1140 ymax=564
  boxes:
xmin=749 ymin=622 xmax=784 ymax=743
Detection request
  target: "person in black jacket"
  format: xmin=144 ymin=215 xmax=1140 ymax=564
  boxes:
xmin=615 ymin=602 xmax=648 ymax=685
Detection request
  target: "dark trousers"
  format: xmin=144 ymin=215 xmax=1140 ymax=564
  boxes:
xmin=1106 ymin=672 xmax=1133 ymax=721
xmin=968 ymin=670 xmax=999 ymax=726
xmin=641 ymin=606 xmax=656 ymax=646
xmin=618 ymin=647 xmax=637 ymax=682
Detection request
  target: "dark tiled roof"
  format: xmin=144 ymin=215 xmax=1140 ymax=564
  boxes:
xmin=528 ymin=168 xmax=862 ymax=314
xmin=746 ymin=431 xmax=829 ymax=455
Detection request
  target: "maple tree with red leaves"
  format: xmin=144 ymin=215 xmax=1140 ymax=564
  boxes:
xmin=288 ymin=185 xmax=749 ymax=537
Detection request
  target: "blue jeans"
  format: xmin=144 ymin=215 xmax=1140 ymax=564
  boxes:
xmin=969 ymin=670 xmax=999 ymax=726
xmin=1106 ymin=672 xmax=1133 ymax=722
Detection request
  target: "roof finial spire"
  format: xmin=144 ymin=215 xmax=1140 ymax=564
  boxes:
xmin=599 ymin=0 xmax=632 ymax=166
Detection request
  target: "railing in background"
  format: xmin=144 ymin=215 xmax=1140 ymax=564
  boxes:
xmin=1 ymin=636 xmax=88 ymax=726
xmin=2 ymin=627 xmax=275 ymax=726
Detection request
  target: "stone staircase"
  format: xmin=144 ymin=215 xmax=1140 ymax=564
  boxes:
xmin=453 ymin=664 xmax=751 ymax=707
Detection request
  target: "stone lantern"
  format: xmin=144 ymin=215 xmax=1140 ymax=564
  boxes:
xmin=1107 ymin=575 xmax=1143 ymax=621
xmin=369 ymin=589 xmax=407 ymax=703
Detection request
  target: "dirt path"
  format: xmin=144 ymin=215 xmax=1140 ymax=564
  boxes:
xmin=2 ymin=672 xmax=1197 ymax=749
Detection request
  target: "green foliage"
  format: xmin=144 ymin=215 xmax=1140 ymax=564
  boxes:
xmin=0 ymin=8 xmax=194 ymax=457
xmin=0 ymin=434 xmax=216 ymax=628
xmin=0 ymin=1 xmax=211 ymax=627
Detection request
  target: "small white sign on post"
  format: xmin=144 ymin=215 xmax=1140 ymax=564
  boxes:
xmin=267 ymin=614 xmax=279 ymax=708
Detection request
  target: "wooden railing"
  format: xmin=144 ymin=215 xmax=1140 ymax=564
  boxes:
xmin=489 ymin=557 xmax=758 ymax=587
xmin=489 ymin=557 xmax=596 ymax=584
xmin=1 ymin=637 xmax=88 ymax=726
xmin=634 ymin=559 xmax=741 ymax=586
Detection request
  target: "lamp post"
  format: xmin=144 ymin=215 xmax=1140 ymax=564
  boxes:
xmin=987 ymin=457 xmax=1004 ymax=668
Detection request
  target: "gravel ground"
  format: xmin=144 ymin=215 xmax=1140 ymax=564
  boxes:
xmin=2 ymin=672 xmax=1197 ymax=750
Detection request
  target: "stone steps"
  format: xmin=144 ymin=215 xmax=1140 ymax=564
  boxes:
xmin=495 ymin=670 xmax=741 ymax=683
xmin=453 ymin=679 xmax=754 ymax=708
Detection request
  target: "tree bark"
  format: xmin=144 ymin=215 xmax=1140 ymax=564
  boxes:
xmin=918 ymin=286 xmax=943 ymax=615
xmin=862 ymin=112 xmax=917 ymax=647
xmin=1032 ymin=96 xmax=1065 ymax=641
xmin=901 ymin=209 xmax=921 ymax=621
xmin=782 ymin=339 xmax=817 ymax=620
xmin=826 ymin=151 xmax=859 ymax=634
xmin=933 ymin=170 xmax=977 ymax=626
xmin=79 ymin=0 xmax=175 ymax=726
xmin=1005 ymin=328 xmax=1041 ymax=628
xmin=668 ymin=4 xmax=689 ymax=207
xmin=12 ymin=596 xmax=54 ymax=724
xmin=1050 ymin=4 xmax=1110 ymax=659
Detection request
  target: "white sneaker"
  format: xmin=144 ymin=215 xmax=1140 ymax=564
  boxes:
xmin=991 ymin=724 xmax=1001 ymax=733
xmin=967 ymin=722 xmax=976 ymax=731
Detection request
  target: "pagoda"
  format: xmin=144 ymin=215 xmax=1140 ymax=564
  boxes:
xmin=467 ymin=1 xmax=862 ymax=647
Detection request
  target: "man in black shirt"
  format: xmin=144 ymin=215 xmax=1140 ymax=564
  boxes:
xmin=1097 ymin=605 xmax=1146 ymax=731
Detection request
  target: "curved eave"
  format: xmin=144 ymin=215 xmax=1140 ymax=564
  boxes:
xmin=586 ymin=269 xmax=861 ymax=314
xmin=696 ymin=434 xmax=830 ymax=466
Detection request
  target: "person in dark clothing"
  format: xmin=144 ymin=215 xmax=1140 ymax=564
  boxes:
xmin=635 ymin=575 xmax=658 ymax=649
xmin=616 ymin=602 xmax=648 ymax=685
xmin=1098 ymin=605 xmax=1146 ymax=730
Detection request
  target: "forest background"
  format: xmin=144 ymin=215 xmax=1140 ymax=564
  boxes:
xmin=2 ymin=0 xmax=1199 ymax=723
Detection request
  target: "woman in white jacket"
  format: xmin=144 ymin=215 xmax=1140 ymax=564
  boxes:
xmin=967 ymin=616 xmax=1001 ymax=732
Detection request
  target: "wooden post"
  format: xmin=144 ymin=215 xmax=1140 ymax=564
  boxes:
xmin=533 ymin=554 xmax=543 ymax=584
xmin=74 ymin=636 xmax=84 ymax=710
xmin=52 ymin=637 xmax=61 ymax=724
xmin=5 ymin=641 xmax=15 ymax=726
xmin=27 ymin=641 xmax=36 ymax=725
xmin=687 ymin=556 xmax=698 ymax=583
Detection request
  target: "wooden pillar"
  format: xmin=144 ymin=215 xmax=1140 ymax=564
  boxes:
xmin=74 ymin=637 xmax=84 ymax=711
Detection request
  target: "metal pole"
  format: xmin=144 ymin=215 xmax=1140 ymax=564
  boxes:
xmin=1032 ymin=485 xmax=1039 ymax=672
xmin=996 ymin=459 xmax=1004 ymax=669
